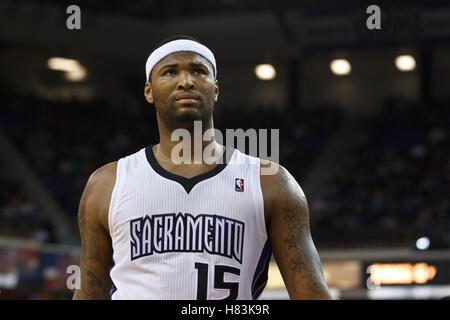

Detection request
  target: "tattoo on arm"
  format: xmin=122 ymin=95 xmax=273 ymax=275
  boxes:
xmin=75 ymin=183 xmax=113 ymax=299
xmin=81 ymin=269 xmax=107 ymax=298
xmin=276 ymin=169 xmax=330 ymax=297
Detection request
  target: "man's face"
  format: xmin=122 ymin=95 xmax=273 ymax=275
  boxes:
xmin=144 ymin=51 xmax=219 ymax=123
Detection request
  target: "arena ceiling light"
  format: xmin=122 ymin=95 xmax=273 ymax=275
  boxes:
xmin=64 ymin=67 xmax=87 ymax=82
xmin=255 ymin=64 xmax=276 ymax=80
xmin=395 ymin=54 xmax=416 ymax=72
xmin=416 ymin=236 xmax=430 ymax=250
xmin=330 ymin=59 xmax=351 ymax=76
xmin=47 ymin=57 xmax=87 ymax=82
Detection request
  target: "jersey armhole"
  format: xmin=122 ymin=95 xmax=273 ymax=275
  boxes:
xmin=108 ymin=159 xmax=122 ymax=238
xmin=254 ymin=159 xmax=269 ymax=239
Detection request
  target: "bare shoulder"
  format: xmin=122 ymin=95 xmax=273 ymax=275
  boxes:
xmin=84 ymin=161 xmax=117 ymax=199
xmin=87 ymin=161 xmax=117 ymax=188
xmin=260 ymin=160 xmax=303 ymax=190
xmin=260 ymin=160 xmax=307 ymax=220
xmin=80 ymin=161 xmax=118 ymax=232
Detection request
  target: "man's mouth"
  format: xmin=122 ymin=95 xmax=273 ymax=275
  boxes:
xmin=176 ymin=98 xmax=199 ymax=104
xmin=175 ymin=93 xmax=200 ymax=105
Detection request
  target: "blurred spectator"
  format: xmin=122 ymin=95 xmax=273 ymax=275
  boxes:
xmin=0 ymin=172 xmax=55 ymax=243
xmin=311 ymin=103 xmax=450 ymax=248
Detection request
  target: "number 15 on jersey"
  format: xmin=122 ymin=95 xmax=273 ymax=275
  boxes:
xmin=194 ymin=262 xmax=241 ymax=300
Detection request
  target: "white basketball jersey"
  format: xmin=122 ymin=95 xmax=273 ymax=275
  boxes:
xmin=108 ymin=146 xmax=271 ymax=300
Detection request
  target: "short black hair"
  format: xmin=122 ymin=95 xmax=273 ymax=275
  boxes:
xmin=154 ymin=34 xmax=204 ymax=50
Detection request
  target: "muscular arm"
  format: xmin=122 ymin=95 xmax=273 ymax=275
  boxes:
xmin=261 ymin=162 xmax=333 ymax=299
xmin=72 ymin=162 xmax=117 ymax=300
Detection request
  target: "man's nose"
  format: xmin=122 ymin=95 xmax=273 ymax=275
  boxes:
xmin=177 ymin=71 xmax=194 ymax=89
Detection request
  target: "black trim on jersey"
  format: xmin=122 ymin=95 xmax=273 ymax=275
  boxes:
xmin=145 ymin=144 xmax=233 ymax=194
xmin=110 ymin=285 xmax=117 ymax=297
xmin=252 ymin=240 xmax=272 ymax=300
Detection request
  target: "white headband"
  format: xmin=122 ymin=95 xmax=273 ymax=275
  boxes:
xmin=145 ymin=39 xmax=217 ymax=82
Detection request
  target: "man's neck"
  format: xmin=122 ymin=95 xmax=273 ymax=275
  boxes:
xmin=155 ymin=118 xmax=225 ymax=167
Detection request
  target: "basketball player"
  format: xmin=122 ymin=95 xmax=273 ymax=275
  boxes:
xmin=72 ymin=35 xmax=333 ymax=300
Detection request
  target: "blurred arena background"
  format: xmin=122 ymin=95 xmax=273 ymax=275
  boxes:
xmin=0 ymin=0 xmax=449 ymax=300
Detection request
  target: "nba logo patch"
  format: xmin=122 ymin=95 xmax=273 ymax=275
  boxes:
xmin=235 ymin=178 xmax=244 ymax=192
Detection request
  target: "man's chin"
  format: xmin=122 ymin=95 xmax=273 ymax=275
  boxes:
xmin=171 ymin=104 xmax=214 ymax=122
xmin=172 ymin=109 xmax=204 ymax=123
xmin=157 ymin=104 xmax=213 ymax=124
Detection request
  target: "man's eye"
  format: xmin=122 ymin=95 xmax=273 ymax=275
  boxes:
xmin=194 ymin=69 xmax=206 ymax=75
xmin=163 ymin=69 xmax=175 ymax=75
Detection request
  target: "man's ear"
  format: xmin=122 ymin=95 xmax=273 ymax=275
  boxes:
xmin=214 ymin=80 xmax=219 ymax=103
xmin=144 ymin=82 xmax=154 ymax=104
